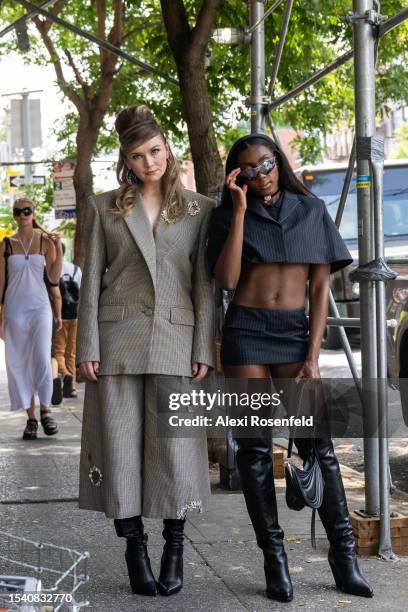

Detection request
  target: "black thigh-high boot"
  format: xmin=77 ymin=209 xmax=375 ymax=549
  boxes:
xmin=236 ymin=437 xmax=293 ymax=602
xmin=296 ymin=437 xmax=373 ymax=598
xmin=158 ymin=519 xmax=185 ymax=596
xmin=114 ymin=516 xmax=158 ymax=596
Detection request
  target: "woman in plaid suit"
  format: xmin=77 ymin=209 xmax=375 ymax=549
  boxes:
xmin=77 ymin=106 xmax=215 ymax=597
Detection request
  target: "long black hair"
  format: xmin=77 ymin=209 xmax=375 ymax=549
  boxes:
xmin=221 ymin=133 xmax=314 ymax=207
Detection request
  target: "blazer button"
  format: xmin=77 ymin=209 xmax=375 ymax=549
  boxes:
xmin=144 ymin=307 xmax=153 ymax=316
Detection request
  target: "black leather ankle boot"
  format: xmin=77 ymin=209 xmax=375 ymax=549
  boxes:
xmin=236 ymin=437 xmax=293 ymax=603
xmin=114 ymin=516 xmax=158 ymax=596
xmin=297 ymin=437 xmax=373 ymax=598
xmin=158 ymin=518 xmax=185 ymax=596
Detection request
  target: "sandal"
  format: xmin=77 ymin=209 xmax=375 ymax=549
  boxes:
xmin=23 ymin=419 xmax=38 ymax=441
xmin=40 ymin=412 xmax=58 ymax=436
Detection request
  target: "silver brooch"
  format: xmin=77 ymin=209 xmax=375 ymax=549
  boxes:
xmin=187 ymin=200 xmax=201 ymax=216
xmin=160 ymin=208 xmax=176 ymax=225
xmin=89 ymin=465 xmax=103 ymax=487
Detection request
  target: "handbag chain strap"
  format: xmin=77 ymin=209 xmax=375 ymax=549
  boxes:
xmin=286 ymin=380 xmax=317 ymax=460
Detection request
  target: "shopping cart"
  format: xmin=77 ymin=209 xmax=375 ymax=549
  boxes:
xmin=0 ymin=531 xmax=89 ymax=612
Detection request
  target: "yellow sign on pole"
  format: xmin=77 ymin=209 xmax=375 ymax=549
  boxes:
xmin=6 ymin=166 xmax=20 ymax=194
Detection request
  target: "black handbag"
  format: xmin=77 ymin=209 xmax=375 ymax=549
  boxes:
xmin=285 ymin=381 xmax=324 ymax=548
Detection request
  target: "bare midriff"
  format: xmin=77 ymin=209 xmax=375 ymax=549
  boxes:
xmin=233 ymin=262 xmax=310 ymax=310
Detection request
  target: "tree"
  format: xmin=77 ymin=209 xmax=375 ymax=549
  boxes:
xmin=1 ymin=0 xmax=408 ymax=264
xmin=31 ymin=0 xmax=124 ymax=264
xmin=0 ymin=1 xmax=165 ymax=264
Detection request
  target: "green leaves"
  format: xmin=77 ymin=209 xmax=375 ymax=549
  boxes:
xmin=1 ymin=0 xmax=407 ymax=166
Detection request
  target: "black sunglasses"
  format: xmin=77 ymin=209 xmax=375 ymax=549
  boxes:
xmin=13 ymin=206 xmax=33 ymax=217
xmin=239 ymin=157 xmax=276 ymax=181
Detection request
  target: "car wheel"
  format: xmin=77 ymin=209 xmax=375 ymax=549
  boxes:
xmin=322 ymin=325 xmax=343 ymax=350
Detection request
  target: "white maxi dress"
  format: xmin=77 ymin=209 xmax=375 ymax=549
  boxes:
xmin=3 ymin=252 xmax=53 ymax=411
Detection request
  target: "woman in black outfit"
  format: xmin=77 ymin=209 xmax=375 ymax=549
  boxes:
xmin=207 ymin=134 xmax=373 ymax=602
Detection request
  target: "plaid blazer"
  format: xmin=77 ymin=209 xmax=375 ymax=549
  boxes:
xmin=76 ymin=188 xmax=216 ymax=376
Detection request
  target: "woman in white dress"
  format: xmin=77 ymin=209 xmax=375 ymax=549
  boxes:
xmin=0 ymin=198 xmax=63 ymax=440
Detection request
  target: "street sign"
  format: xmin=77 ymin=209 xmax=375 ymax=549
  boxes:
xmin=9 ymin=176 xmax=25 ymax=187
xmin=52 ymin=161 xmax=76 ymax=218
xmin=8 ymin=175 xmax=46 ymax=188
xmin=55 ymin=208 xmax=76 ymax=220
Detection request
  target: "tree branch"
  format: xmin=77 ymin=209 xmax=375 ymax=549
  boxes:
xmin=103 ymin=0 xmax=123 ymax=74
xmin=33 ymin=15 xmax=87 ymax=116
xmin=192 ymin=0 xmax=223 ymax=51
xmin=92 ymin=0 xmax=124 ymax=124
xmin=64 ymin=49 xmax=90 ymax=100
xmin=42 ymin=0 xmax=67 ymax=35
xmin=96 ymin=0 xmax=107 ymax=64
xmin=160 ymin=0 xmax=191 ymax=61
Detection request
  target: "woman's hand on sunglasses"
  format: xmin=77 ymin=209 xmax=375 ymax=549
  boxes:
xmin=226 ymin=167 xmax=247 ymax=214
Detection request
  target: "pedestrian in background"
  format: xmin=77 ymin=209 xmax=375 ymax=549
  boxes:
xmin=53 ymin=242 xmax=82 ymax=399
xmin=43 ymin=271 xmax=64 ymax=405
xmin=0 ymin=197 xmax=63 ymax=440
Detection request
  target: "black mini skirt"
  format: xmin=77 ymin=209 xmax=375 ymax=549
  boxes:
xmin=221 ymin=303 xmax=309 ymax=366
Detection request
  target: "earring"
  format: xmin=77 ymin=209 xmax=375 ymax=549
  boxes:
xmin=125 ymin=167 xmax=138 ymax=185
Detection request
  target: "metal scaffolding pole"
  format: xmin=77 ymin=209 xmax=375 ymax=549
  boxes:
xmin=351 ymin=0 xmax=380 ymax=516
xmin=329 ymin=139 xmax=363 ymax=393
xmin=246 ymin=0 xmax=285 ymax=34
xmin=265 ymin=1 xmax=294 ymax=148
xmin=372 ymin=148 xmax=394 ymax=557
xmin=268 ymin=0 xmax=294 ymax=98
xmin=249 ymin=1 xmax=266 ymax=133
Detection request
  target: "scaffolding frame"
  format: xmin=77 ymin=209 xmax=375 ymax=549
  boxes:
xmin=247 ymin=0 xmax=408 ymax=559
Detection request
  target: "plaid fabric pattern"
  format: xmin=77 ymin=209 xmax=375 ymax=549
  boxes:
xmin=76 ymin=189 xmax=216 ymax=375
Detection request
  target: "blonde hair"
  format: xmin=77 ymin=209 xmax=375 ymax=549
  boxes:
xmin=14 ymin=197 xmax=51 ymax=236
xmin=111 ymin=105 xmax=186 ymax=222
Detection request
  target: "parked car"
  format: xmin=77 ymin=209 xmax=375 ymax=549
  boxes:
xmin=298 ymin=159 xmax=408 ymax=356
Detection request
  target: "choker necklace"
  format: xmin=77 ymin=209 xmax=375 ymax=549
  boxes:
xmin=263 ymin=189 xmax=281 ymax=204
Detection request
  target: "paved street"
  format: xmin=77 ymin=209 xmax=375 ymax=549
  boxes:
xmin=1 ymin=343 xmax=408 ymax=611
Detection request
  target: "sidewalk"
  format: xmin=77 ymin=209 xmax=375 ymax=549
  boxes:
xmin=1 ymin=377 xmax=408 ymax=611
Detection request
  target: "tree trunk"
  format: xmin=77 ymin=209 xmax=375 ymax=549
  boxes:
xmin=73 ymin=117 xmax=101 ymax=267
xmin=160 ymin=0 xmax=224 ymax=198
xmin=178 ymin=60 xmax=225 ymax=196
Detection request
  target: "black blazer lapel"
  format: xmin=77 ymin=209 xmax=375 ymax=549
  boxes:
xmin=279 ymin=191 xmax=302 ymax=223
xmin=124 ymin=194 xmax=156 ymax=291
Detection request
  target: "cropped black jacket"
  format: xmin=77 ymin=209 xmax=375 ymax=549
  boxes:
xmin=207 ymin=190 xmax=352 ymax=274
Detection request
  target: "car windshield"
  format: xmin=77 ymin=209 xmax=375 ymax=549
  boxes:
xmin=303 ymin=166 xmax=408 ymax=240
